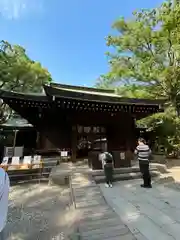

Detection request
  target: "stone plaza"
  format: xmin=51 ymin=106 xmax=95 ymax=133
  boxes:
xmin=5 ymin=163 xmax=180 ymax=240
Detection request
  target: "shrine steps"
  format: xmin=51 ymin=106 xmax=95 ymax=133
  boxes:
xmin=91 ymin=166 xmax=157 ymax=176
xmin=93 ymin=167 xmax=160 ymax=183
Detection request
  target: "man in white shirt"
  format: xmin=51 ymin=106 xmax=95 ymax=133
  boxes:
xmin=0 ymin=167 xmax=10 ymax=239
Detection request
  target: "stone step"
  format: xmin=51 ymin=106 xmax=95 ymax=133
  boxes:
xmin=72 ymin=186 xmax=100 ymax=193
xmin=92 ymin=167 xmax=158 ymax=176
xmin=80 ymin=224 xmax=130 ymax=239
xmin=71 ymin=184 xmax=98 ymax=190
xmin=78 ymin=205 xmax=112 ymax=215
xmin=78 ymin=211 xmax=116 ymax=222
xmin=75 ymin=195 xmax=103 ymax=202
xmin=74 ymin=188 xmax=101 ymax=195
xmin=94 ymin=171 xmax=160 ymax=183
xmin=70 ymin=232 xmax=136 ymax=240
xmin=79 ymin=217 xmax=124 ymax=232
xmin=71 ymin=182 xmax=97 ymax=189
xmin=72 ymin=190 xmax=99 ymax=198
xmin=76 ymin=199 xmax=106 ymax=208
xmin=70 ymin=171 xmax=135 ymax=240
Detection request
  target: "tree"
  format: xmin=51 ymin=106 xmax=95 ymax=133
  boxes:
xmin=115 ymin=84 xmax=152 ymax=98
xmin=96 ymin=0 xmax=180 ymax=114
xmin=0 ymin=40 xmax=52 ymax=123
xmin=95 ymin=74 xmax=151 ymax=98
xmin=0 ymin=41 xmax=52 ymax=92
xmin=95 ymin=0 xmax=180 ymax=155
xmin=137 ymin=107 xmax=180 ymax=156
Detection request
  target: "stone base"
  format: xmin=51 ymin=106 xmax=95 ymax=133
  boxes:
xmin=94 ymin=171 xmax=160 ymax=183
xmin=49 ymin=173 xmax=70 ymax=186
xmin=49 ymin=165 xmax=72 ymax=186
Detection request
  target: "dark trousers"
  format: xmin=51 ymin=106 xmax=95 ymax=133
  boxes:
xmin=139 ymin=160 xmax=151 ymax=186
xmin=104 ymin=165 xmax=113 ymax=184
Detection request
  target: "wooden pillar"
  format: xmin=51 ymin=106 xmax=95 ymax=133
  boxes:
xmin=13 ymin=130 xmax=18 ymax=156
xmin=129 ymin=117 xmax=137 ymax=150
xmin=71 ymin=125 xmax=77 ymax=162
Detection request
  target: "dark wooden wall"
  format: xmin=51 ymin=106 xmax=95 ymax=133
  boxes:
xmin=7 ymin=103 xmax=72 ymax=150
xmin=7 ymin=102 xmax=137 ymax=153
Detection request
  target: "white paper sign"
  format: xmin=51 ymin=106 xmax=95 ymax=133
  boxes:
xmin=33 ymin=155 xmax=41 ymax=164
xmin=120 ymin=152 xmax=125 ymax=160
xmin=61 ymin=151 xmax=68 ymax=157
xmin=23 ymin=156 xmax=32 ymax=164
xmin=1 ymin=157 xmax=8 ymax=165
xmin=32 ymin=155 xmax=41 ymax=169
xmin=11 ymin=157 xmax=20 ymax=165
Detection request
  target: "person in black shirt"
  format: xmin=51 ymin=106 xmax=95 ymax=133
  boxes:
xmin=99 ymin=151 xmax=114 ymax=188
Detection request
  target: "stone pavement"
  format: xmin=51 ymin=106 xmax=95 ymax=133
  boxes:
xmin=7 ymin=162 xmax=180 ymax=240
xmin=100 ymin=179 xmax=180 ymax=240
xmin=71 ymin=172 xmax=137 ymax=239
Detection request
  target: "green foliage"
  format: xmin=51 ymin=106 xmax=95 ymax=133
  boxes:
xmin=95 ymin=75 xmax=152 ymax=98
xmin=96 ymin=0 xmax=180 ymax=111
xmin=138 ymin=107 xmax=180 ymax=154
xmin=95 ymin=0 xmax=180 ymax=154
xmin=95 ymin=74 xmax=114 ymax=89
xmin=0 ymin=40 xmax=52 ymax=93
xmin=0 ymin=40 xmax=52 ymax=123
xmin=116 ymin=84 xmax=152 ymax=98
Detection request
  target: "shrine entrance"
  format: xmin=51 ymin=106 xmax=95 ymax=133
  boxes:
xmin=76 ymin=125 xmax=106 ymax=160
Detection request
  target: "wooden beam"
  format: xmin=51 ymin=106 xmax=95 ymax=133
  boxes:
xmin=71 ymin=125 xmax=77 ymax=162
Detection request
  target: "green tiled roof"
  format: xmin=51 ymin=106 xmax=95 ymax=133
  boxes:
xmin=53 ymin=85 xmax=121 ymax=98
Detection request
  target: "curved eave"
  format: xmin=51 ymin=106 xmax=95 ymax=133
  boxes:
xmin=0 ymin=89 xmax=49 ymax=102
xmin=43 ymin=85 xmax=165 ymax=106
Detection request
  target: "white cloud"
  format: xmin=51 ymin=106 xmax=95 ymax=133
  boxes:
xmin=0 ymin=0 xmax=44 ymax=19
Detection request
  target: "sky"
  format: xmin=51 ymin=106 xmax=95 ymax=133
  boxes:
xmin=0 ymin=0 xmax=164 ymax=87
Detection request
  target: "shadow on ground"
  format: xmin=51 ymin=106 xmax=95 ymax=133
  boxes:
xmin=5 ymin=181 xmax=79 ymax=240
xmin=166 ymin=159 xmax=180 ymax=168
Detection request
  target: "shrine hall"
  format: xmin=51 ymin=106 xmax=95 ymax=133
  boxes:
xmin=0 ymin=83 xmax=164 ymax=169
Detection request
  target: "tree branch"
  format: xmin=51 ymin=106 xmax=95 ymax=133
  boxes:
xmin=143 ymin=39 xmax=154 ymax=57
xmin=167 ymin=30 xmax=174 ymax=66
xmin=0 ymin=82 xmax=5 ymax=88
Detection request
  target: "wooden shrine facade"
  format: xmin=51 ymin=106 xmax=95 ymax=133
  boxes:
xmin=0 ymin=83 xmax=164 ymax=168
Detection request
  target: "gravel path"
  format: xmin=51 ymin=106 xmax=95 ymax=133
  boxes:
xmin=5 ymin=182 xmax=77 ymax=240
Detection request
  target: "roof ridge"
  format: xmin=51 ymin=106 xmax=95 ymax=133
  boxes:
xmin=49 ymin=83 xmax=115 ymax=94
